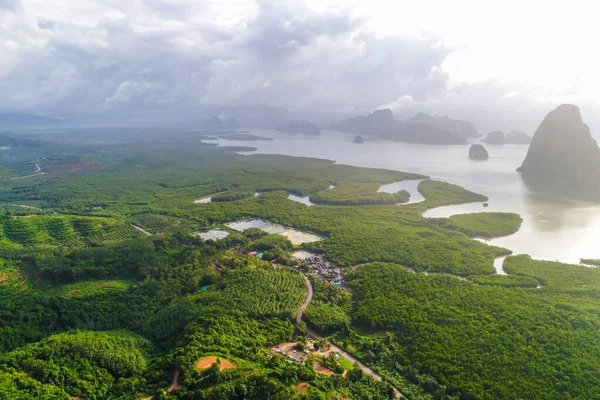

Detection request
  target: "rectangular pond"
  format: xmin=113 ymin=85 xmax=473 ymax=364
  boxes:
xmin=194 ymin=229 xmax=230 ymax=241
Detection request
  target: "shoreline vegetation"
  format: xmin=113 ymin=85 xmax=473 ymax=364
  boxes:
xmin=0 ymin=132 xmax=598 ymax=399
xmin=580 ymin=258 xmax=600 ymax=267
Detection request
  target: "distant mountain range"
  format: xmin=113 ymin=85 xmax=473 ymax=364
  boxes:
xmin=406 ymin=113 xmax=480 ymax=139
xmin=203 ymin=115 xmax=238 ymax=130
xmin=330 ymin=109 xmax=481 ymax=145
xmin=329 ymin=109 xmax=395 ymax=136
xmin=0 ymin=113 xmax=63 ymax=126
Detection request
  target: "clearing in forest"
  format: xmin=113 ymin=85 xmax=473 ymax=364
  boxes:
xmin=195 ymin=356 xmax=236 ymax=371
xmin=313 ymin=362 xmax=334 ymax=376
xmin=294 ymin=382 xmax=310 ymax=393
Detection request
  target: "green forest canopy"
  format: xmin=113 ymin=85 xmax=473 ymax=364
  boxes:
xmin=0 ymin=132 xmax=596 ymax=399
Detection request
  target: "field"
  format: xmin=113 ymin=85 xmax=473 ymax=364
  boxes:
xmin=0 ymin=215 xmax=142 ymax=247
xmin=45 ymin=280 xmax=132 ymax=299
xmin=130 ymin=213 xmax=200 ymax=235
xmin=0 ymin=263 xmax=32 ymax=295
xmin=194 ymin=265 xmax=307 ymax=318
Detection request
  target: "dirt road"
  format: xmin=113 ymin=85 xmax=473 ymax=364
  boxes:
xmin=131 ymin=224 xmax=153 ymax=236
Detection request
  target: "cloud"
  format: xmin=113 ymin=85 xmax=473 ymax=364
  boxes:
xmin=378 ymin=79 xmax=599 ymax=135
xmin=0 ymin=0 xmax=597 ymax=133
xmin=0 ymin=0 xmax=19 ymax=12
xmin=0 ymin=0 xmax=452 ymax=123
xmin=37 ymin=18 xmax=54 ymax=30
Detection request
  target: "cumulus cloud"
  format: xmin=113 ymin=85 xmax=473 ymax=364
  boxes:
xmin=0 ymin=0 xmax=597 ymax=133
xmin=0 ymin=0 xmax=451 ymax=122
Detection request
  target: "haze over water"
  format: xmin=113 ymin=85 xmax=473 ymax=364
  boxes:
xmin=210 ymin=129 xmax=600 ymax=264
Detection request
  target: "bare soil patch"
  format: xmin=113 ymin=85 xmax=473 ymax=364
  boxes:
xmin=294 ymin=382 xmax=310 ymax=393
xmin=195 ymin=356 xmax=236 ymax=371
xmin=167 ymin=370 xmax=181 ymax=392
xmin=313 ymin=362 xmax=334 ymax=376
xmin=291 ymin=250 xmax=318 ymax=260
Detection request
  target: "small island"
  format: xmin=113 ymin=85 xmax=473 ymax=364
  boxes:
xmin=506 ymin=131 xmax=531 ymax=144
xmin=276 ymin=120 xmax=321 ymax=136
xmin=353 ymin=135 xmax=365 ymax=144
xmin=481 ymin=131 xmax=506 ymax=145
xmin=469 ymin=144 xmax=489 ymax=160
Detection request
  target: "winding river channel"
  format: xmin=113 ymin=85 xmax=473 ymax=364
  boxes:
xmin=206 ymin=129 xmax=600 ymax=265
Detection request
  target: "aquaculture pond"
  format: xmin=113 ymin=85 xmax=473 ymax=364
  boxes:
xmin=287 ymin=194 xmax=314 ymax=206
xmin=194 ymin=229 xmax=230 ymax=241
xmin=226 ymin=219 xmax=322 ymax=245
xmin=194 ymin=196 xmax=212 ymax=204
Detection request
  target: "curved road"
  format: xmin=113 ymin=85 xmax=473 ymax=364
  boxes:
xmin=296 ymin=274 xmax=313 ymax=324
xmin=297 ymin=274 xmax=403 ymax=398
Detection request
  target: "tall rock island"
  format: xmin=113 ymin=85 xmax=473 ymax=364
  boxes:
xmin=506 ymin=131 xmax=531 ymax=144
xmin=517 ymin=104 xmax=600 ymax=191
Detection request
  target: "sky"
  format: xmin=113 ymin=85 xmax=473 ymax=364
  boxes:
xmin=1 ymin=0 xmax=599 ymax=133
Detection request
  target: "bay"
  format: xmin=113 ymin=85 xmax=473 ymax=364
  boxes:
xmin=214 ymin=129 xmax=600 ymax=264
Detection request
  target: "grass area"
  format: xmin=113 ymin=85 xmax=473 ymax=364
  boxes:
xmin=337 ymin=355 xmax=355 ymax=371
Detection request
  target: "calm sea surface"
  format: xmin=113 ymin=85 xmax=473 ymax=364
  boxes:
xmin=209 ymin=129 xmax=600 ymax=264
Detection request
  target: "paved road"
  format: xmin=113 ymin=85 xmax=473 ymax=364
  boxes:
xmin=296 ymin=274 xmax=313 ymax=324
xmin=297 ymin=274 xmax=403 ymax=398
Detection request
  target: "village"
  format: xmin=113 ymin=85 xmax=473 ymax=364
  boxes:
xmin=240 ymin=247 xmax=345 ymax=286
xmin=291 ymin=250 xmax=344 ymax=286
